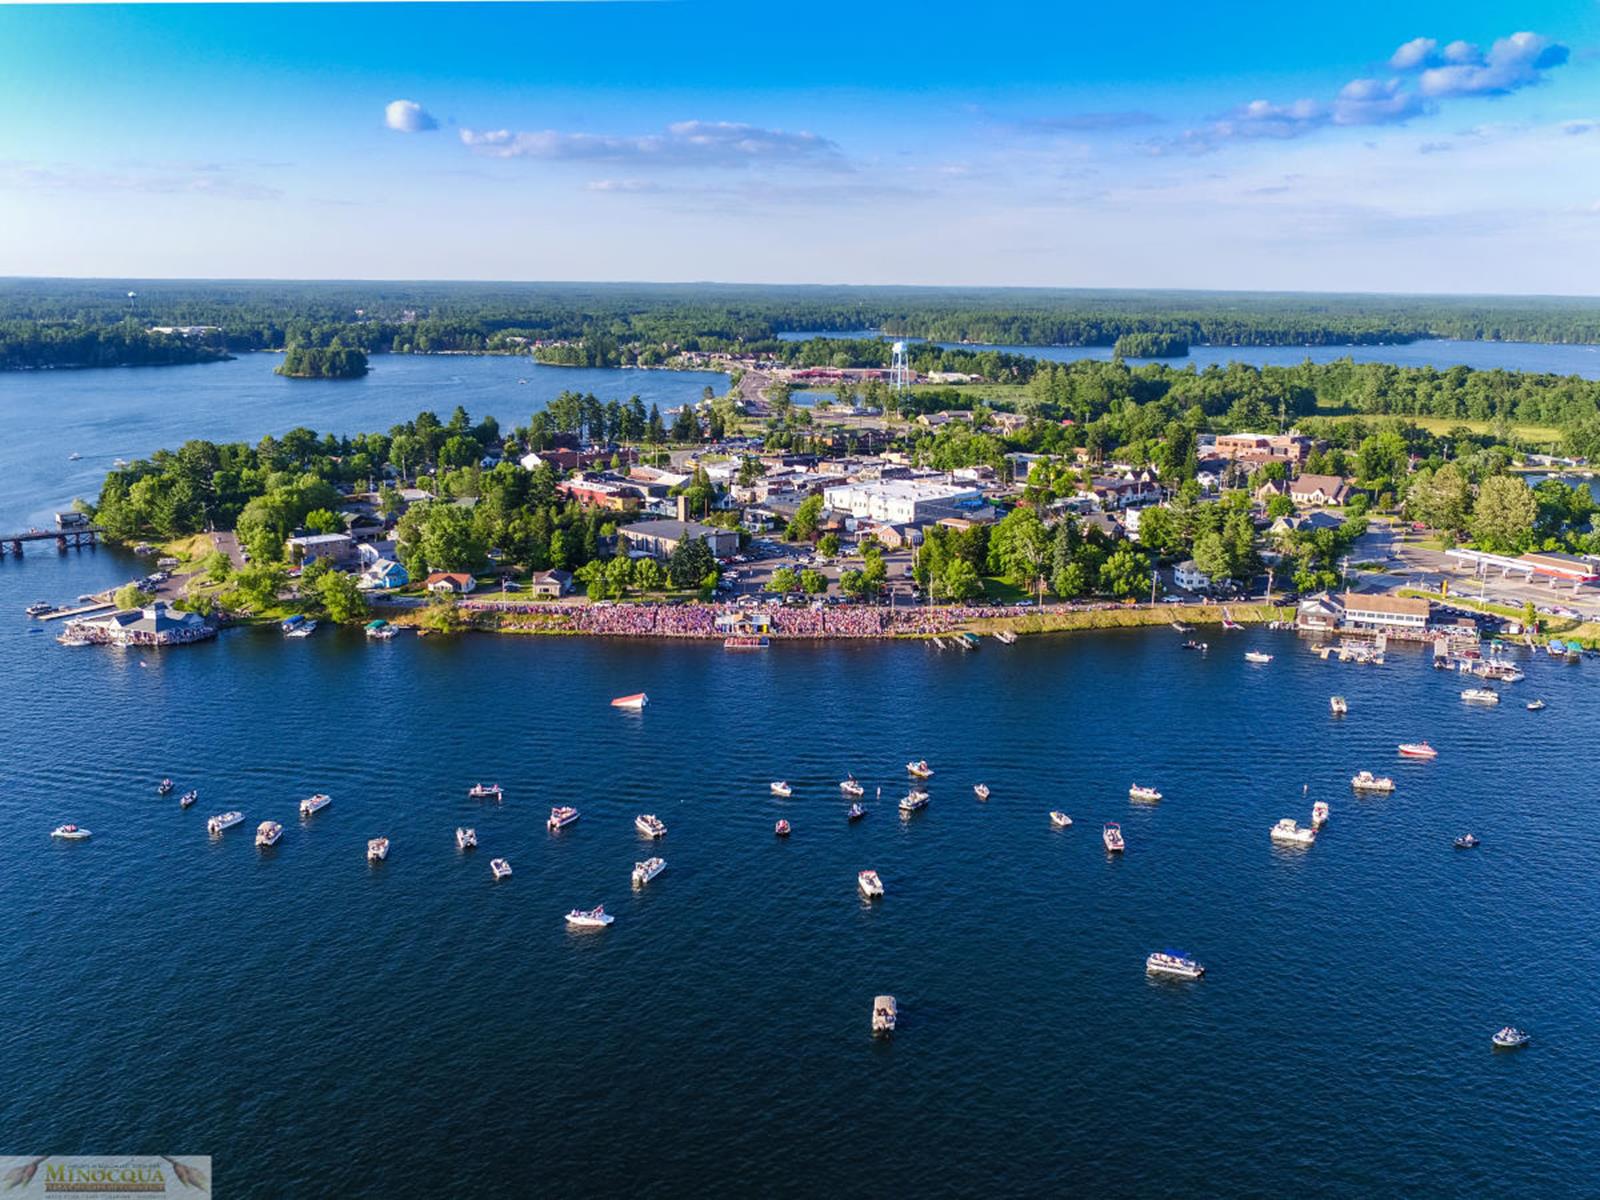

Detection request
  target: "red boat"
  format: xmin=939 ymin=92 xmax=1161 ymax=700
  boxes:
xmin=774 ymin=819 xmax=791 ymax=837
xmin=1398 ymin=742 xmax=1438 ymax=759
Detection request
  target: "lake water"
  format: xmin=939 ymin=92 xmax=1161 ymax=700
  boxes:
xmin=0 ymin=354 xmax=726 ymax=529
xmin=778 ymin=330 xmax=1600 ymax=378
xmin=0 ymin=549 xmax=1596 ymax=1194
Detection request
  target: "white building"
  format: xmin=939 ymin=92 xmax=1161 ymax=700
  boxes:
xmin=1173 ymin=560 xmax=1210 ymax=592
xmin=822 ymin=480 xmax=985 ymax=525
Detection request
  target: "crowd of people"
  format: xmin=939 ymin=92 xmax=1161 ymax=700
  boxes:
xmin=461 ymin=599 xmax=999 ymax=639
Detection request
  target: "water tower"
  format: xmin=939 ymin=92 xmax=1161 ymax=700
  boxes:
xmin=889 ymin=340 xmax=909 ymax=392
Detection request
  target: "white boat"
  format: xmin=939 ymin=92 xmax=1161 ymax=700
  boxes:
xmin=1527 ymin=699 xmax=1547 ymax=711
xmin=547 ymin=806 xmax=580 ymax=831
xmin=769 ymin=781 xmax=792 ymax=797
xmin=1492 ymin=1026 xmax=1530 ymax=1049
xmin=57 ymin=633 xmax=92 ymax=647
xmin=905 ymin=760 xmax=934 ymax=778
xmin=1351 ymin=770 xmax=1395 ymax=793
xmin=1146 ymin=951 xmax=1205 ymax=980
xmin=179 ymin=790 xmax=198 ymax=809
xmin=467 ymin=783 xmax=503 ymax=800
xmin=207 ymin=811 xmax=244 ymax=836
xmin=255 ymin=820 xmax=283 ymax=847
xmin=1050 ymin=811 xmax=1073 ymax=828
xmin=858 ymin=869 xmax=884 ymax=898
xmin=1244 ymin=651 xmax=1273 ymax=664
xmin=898 ymin=791 xmax=929 ymax=815
xmin=50 ymin=823 xmax=91 ymax=840
xmin=367 ymin=836 xmax=389 ymax=862
xmin=1103 ymin=822 xmax=1124 ymax=852
xmin=566 ymin=905 xmax=614 ymax=928
xmin=1329 ymin=695 xmax=1348 ymax=715
xmin=839 ymin=776 xmax=865 ymax=798
xmin=847 ymin=802 xmax=865 ymax=822
xmin=872 ymin=994 xmax=897 ymax=1037
xmin=456 ymin=827 xmax=477 ymax=850
xmin=610 ymin=692 xmax=648 ymax=710
xmin=284 ymin=619 xmax=317 ymax=639
xmin=1461 ymin=688 xmax=1500 ymax=705
xmin=635 ymin=813 xmax=666 ymax=839
xmin=68 ymin=452 xmax=81 ymax=461
xmin=973 ymin=783 xmax=990 ymax=801
xmin=632 ymin=856 xmax=666 ymax=887
xmin=1311 ymin=801 xmax=1330 ymax=828
xmin=364 ymin=619 xmax=396 ymax=640
xmin=278 ymin=613 xmax=304 ymax=634
xmin=490 ymin=857 xmax=512 ymax=880
xmin=1270 ymin=818 xmax=1316 ymax=846
xmin=25 ymin=601 xmax=55 ymax=617
xmin=157 ymin=778 xmax=174 ymax=795
xmin=1398 ymin=742 xmax=1438 ymax=759
xmin=1129 ymin=784 xmax=1162 ymax=803
xmin=299 ymin=793 xmax=331 ymax=817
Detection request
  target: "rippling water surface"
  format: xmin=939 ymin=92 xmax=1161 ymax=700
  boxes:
xmin=0 ymin=549 xmax=1595 ymax=1196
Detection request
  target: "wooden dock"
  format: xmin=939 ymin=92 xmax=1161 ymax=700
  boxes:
xmin=0 ymin=525 xmax=102 ymax=556
xmin=39 ymin=602 xmax=114 ymax=622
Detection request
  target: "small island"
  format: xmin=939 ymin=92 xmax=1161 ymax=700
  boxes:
xmin=275 ymin=344 xmax=369 ymax=379
xmin=1113 ymin=331 xmax=1190 ymax=359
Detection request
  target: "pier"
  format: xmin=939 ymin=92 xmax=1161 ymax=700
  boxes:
xmin=0 ymin=525 xmax=102 ymax=557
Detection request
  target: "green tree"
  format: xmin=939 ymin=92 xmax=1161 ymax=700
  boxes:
xmin=114 ymin=584 xmax=155 ymax=610
xmin=201 ymin=550 xmax=232 ymax=583
xmin=1471 ymin=474 xmax=1538 ymax=552
xmin=785 ymin=494 xmax=824 ymax=541
xmin=767 ymin=566 xmax=800 ymax=593
xmin=233 ymin=563 xmax=288 ymax=610
xmin=817 ymin=533 xmax=841 ymax=558
xmin=1098 ymin=545 xmax=1150 ymax=598
xmin=1192 ymin=531 xmax=1234 ymax=583
xmin=800 ymin=568 xmax=829 ymax=594
xmin=1266 ymin=494 xmax=1295 ymax=520
xmin=633 ymin=557 xmax=664 ymax=593
xmin=316 ymin=570 xmax=368 ymax=624
xmin=668 ymin=537 xmax=715 ymax=589
xmin=942 ymin=558 xmax=982 ymax=601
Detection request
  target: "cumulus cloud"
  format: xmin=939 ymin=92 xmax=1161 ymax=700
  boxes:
xmin=385 ymin=100 xmax=438 ymax=134
xmin=1412 ymin=32 xmax=1570 ymax=98
xmin=459 ymin=119 xmax=843 ymax=169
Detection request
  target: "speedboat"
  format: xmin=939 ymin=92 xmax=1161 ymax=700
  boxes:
xmin=1050 ymin=811 xmax=1073 ymax=828
xmin=839 ymin=776 xmax=865 ymax=798
xmin=1103 ymin=822 xmax=1124 ymax=852
xmin=490 ymin=857 xmax=512 ymax=880
xmin=255 ymin=820 xmax=283 ymax=848
xmin=547 ymin=806 xmax=580 ymax=831
xmin=25 ymin=602 xmax=56 ymax=617
xmin=872 ymin=994 xmax=897 ymax=1037
xmin=207 ymin=811 xmax=244 ymax=836
xmin=1146 ymin=951 xmax=1205 ymax=980
xmin=847 ymin=802 xmax=865 ymax=822
xmin=1129 ymin=785 xmax=1162 ymax=803
xmin=468 ymin=783 xmax=503 ymax=800
xmin=1454 ymin=833 xmax=1480 ymax=849
xmin=1181 ymin=640 xmax=1208 ymax=652
xmin=157 ymin=778 xmax=174 ymax=795
xmin=456 ymin=827 xmax=477 ymax=850
xmin=632 ymin=856 xmax=666 ymax=887
xmin=367 ymin=836 xmax=389 ymax=862
xmin=179 ymin=790 xmax=198 ymax=809
xmin=284 ymin=619 xmax=317 ymax=639
xmin=1311 ymin=801 xmax=1330 ymax=828
xmin=898 ymin=791 xmax=928 ymax=815
xmin=1461 ymin=688 xmax=1500 ymax=705
xmin=1351 ymin=771 xmax=1395 ymax=793
xmin=364 ymin=619 xmax=396 ymax=640
xmin=51 ymin=824 xmax=91 ymax=840
xmin=57 ymin=633 xmax=93 ymax=647
xmin=1244 ymin=651 xmax=1273 ymax=664
xmin=905 ymin=760 xmax=934 ymax=778
xmin=566 ymin=905 xmax=614 ymax=928
xmin=1527 ymin=699 xmax=1547 ymax=711
xmin=68 ymin=452 xmax=81 ymax=461
xmin=610 ymin=693 xmax=648 ymax=710
xmin=299 ymin=793 xmax=331 ymax=817
xmin=1270 ymin=818 xmax=1316 ymax=846
xmin=1330 ymin=695 xmax=1348 ymax=715
xmin=774 ymin=819 xmax=791 ymax=837
xmin=858 ymin=869 xmax=884 ymax=898
xmin=769 ymin=781 xmax=792 ymax=797
xmin=635 ymin=813 xmax=667 ymax=839
xmin=280 ymin=614 xmax=306 ymax=634
xmin=1398 ymin=742 xmax=1438 ymax=759
xmin=1491 ymin=1026 xmax=1530 ymax=1049
xmin=973 ymin=783 xmax=991 ymax=801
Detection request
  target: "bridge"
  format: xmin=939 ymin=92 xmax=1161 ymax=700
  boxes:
xmin=0 ymin=525 xmax=103 ymax=556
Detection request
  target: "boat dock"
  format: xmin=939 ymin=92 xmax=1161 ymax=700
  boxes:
xmin=0 ymin=524 xmax=102 ymax=556
xmin=39 ymin=602 xmax=115 ymax=621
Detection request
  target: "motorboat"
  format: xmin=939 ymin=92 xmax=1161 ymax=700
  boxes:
xmin=847 ymin=801 xmax=865 ymax=822
xmin=1329 ymin=695 xmax=1348 ymax=715
xmin=25 ymin=602 xmax=56 ymax=617
xmin=774 ymin=819 xmax=791 ymax=837
xmin=207 ymin=811 xmax=244 ymax=836
xmin=566 ymin=905 xmax=613 ymax=928
xmin=179 ymin=790 xmax=198 ymax=809
xmin=255 ymin=820 xmax=283 ymax=848
xmin=284 ymin=619 xmax=318 ymax=639
xmin=1171 ymin=621 xmax=1193 ymax=632
xmin=490 ymin=857 xmax=512 ymax=880
xmin=57 ymin=633 xmax=93 ymax=647
xmin=1527 ymin=699 xmax=1547 ymax=711
xmin=367 ymin=836 xmax=389 ymax=862
xmin=610 ymin=693 xmax=648 ymax=710
xmin=299 ymin=793 xmax=331 ymax=817
xmin=50 ymin=824 xmax=91 ymax=840
xmin=632 ymin=856 xmax=666 ymax=887
xmin=1129 ymin=785 xmax=1162 ymax=803
xmin=973 ymin=783 xmax=990 ymax=801
xmin=456 ymin=827 xmax=477 ymax=850
xmin=769 ymin=781 xmax=792 ymax=797
xmin=1181 ymin=640 xmax=1208 ymax=652
xmin=1311 ymin=801 xmax=1330 ymax=828
xmin=906 ymin=760 xmax=934 ymax=778
xmin=1050 ymin=811 xmax=1073 ymax=828
xmin=898 ymin=791 xmax=928 ymax=815
xmin=364 ymin=619 xmax=396 ymax=640
xmin=1491 ymin=1027 xmax=1530 ymax=1049
xmin=1461 ymin=688 xmax=1500 ymax=705
xmin=872 ymin=994 xmax=897 ymax=1037
xmin=468 ymin=783 xmax=503 ymax=800
xmin=157 ymin=778 xmax=174 ymax=795
xmin=635 ymin=813 xmax=667 ymax=839
xmin=280 ymin=614 xmax=306 ymax=634
xmin=1145 ymin=951 xmax=1205 ymax=980
xmin=1398 ymin=742 xmax=1438 ymax=759
xmin=547 ymin=806 xmax=580 ymax=831
xmin=1244 ymin=651 xmax=1273 ymax=664
xmin=68 ymin=452 xmax=82 ymax=461
xmin=1102 ymin=821 xmax=1124 ymax=852
xmin=1351 ymin=771 xmax=1395 ymax=793
xmin=1270 ymin=818 xmax=1316 ymax=846
xmin=839 ymin=776 xmax=865 ymax=798
xmin=858 ymin=869 xmax=884 ymax=898
xmin=1454 ymin=833 xmax=1480 ymax=849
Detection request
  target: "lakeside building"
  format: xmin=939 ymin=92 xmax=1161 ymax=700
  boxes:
xmin=1338 ymin=592 xmax=1433 ymax=635
xmin=425 ymin=572 xmax=477 ymax=595
xmin=359 ymin=559 xmax=408 ymax=591
xmin=286 ymin=532 xmax=360 ymax=569
xmin=1173 ymin=560 xmax=1211 ymax=592
xmin=619 ymin=519 xmax=740 ymax=561
xmin=70 ymin=601 xmax=216 ymax=647
xmin=528 ymin=569 xmax=573 ymax=597
xmin=822 ymin=479 xmax=987 ymax=525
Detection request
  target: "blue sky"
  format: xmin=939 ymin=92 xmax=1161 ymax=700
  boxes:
xmin=2 ymin=1 xmax=1598 ymax=292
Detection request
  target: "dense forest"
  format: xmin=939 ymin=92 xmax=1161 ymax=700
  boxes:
xmin=1112 ymin=331 xmax=1189 ymax=358
xmin=275 ymin=344 xmax=369 ymax=379
xmin=5 ymin=279 xmax=1600 ymax=371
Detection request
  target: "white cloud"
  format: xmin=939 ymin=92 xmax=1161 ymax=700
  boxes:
xmin=385 ymin=100 xmax=438 ymax=134
xmin=459 ymin=119 xmax=843 ymax=169
xmin=1414 ymin=32 xmax=1569 ymax=98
